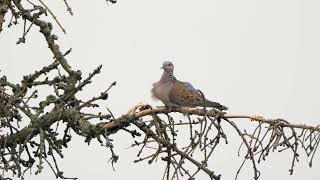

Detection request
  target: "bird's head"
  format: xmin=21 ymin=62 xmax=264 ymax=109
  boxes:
xmin=161 ymin=61 xmax=174 ymax=73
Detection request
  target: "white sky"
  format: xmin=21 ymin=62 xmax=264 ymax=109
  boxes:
xmin=1 ymin=0 xmax=320 ymax=179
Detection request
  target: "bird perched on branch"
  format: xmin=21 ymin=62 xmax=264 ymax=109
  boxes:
xmin=151 ymin=61 xmax=228 ymax=111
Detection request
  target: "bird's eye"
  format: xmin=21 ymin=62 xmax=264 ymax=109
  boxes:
xmin=168 ymin=64 xmax=172 ymax=66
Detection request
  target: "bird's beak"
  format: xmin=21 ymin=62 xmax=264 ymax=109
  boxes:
xmin=160 ymin=66 xmax=164 ymax=69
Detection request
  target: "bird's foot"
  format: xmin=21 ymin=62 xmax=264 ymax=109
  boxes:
xmin=166 ymin=106 xmax=173 ymax=112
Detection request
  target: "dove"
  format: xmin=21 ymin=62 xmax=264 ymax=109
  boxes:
xmin=151 ymin=61 xmax=228 ymax=110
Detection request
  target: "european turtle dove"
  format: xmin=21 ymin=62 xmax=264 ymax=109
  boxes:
xmin=151 ymin=61 xmax=227 ymax=110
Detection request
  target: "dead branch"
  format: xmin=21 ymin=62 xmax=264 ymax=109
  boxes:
xmin=100 ymin=105 xmax=320 ymax=180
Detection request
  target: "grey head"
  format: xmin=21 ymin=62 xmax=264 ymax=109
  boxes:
xmin=160 ymin=61 xmax=176 ymax=82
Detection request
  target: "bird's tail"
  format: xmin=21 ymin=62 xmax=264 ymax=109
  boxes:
xmin=205 ymin=100 xmax=228 ymax=110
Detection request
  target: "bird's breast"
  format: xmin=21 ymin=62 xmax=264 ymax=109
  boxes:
xmin=151 ymin=81 xmax=174 ymax=106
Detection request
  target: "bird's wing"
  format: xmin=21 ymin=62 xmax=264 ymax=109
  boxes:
xmin=184 ymin=82 xmax=200 ymax=94
xmin=169 ymin=81 xmax=202 ymax=107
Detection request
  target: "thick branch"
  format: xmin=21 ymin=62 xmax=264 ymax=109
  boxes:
xmin=102 ymin=106 xmax=320 ymax=133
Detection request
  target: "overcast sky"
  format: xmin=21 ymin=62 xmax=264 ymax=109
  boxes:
xmin=1 ymin=0 xmax=320 ymax=179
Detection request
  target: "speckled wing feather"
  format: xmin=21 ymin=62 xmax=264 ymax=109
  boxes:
xmin=169 ymin=80 xmax=228 ymax=110
xmin=169 ymin=81 xmax=203 ymax=107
